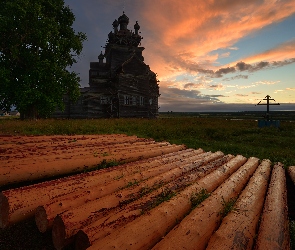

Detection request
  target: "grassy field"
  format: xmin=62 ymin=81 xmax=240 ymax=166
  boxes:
xmin=0 ymin=116 xmax=294 ymax=166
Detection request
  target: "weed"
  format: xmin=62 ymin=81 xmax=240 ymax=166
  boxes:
xmin=102 ymin=152 xmax=110 ymax=156
xmin=68 ymin=139 xmax=77 ymax=143
xmin=83 ymin=159 xmax=119 ymax=173
xmin=190 ymin=189 xmax=210 ymax=209
xmin=93 ymin=151 xmax=98 ymax=157
xmin=143 ymin=187 xmax=176 ymax=213
xmin=126 ymin=180 xmax=140 ymax=188
xmin=113 ymin=174 xmax=124 ymax=180
xmin=218 ymin=196 xmax=237 ymax=218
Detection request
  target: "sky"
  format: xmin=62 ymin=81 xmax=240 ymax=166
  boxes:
xmin=64 ymin=0 xmax=295 ymax=112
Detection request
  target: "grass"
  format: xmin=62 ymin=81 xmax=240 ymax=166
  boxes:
xmin=190 ymin=189 xmax=211 ymax=209
xmin=219 ymin=197 xmax=238 ymax=219
xmin=1 ymin=116 xmax=294 ymax=166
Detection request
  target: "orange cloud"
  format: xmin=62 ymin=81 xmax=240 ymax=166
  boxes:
xmin=240 ymin=39 xmax=295 ymax=64
xmin=138 ymin=0 xmax=295 ymax=78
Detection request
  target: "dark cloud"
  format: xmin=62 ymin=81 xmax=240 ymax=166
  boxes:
xmin=212 ymin=66 xmax=236 ymax=77
xmin=223 ymin=75 xmax=248 ymax=81
xmin=183 ymin=83 xmax=205 ymax=89
xmin=236 ymin=61 xmax=252 ymax=71
xmin=211 ymin=59 xmax=294 ymax=79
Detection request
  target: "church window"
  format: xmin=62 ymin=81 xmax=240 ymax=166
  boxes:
xmin=140 ymin=96 xmax=144 ymax=106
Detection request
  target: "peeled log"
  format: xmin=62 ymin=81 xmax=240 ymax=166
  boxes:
xmin=51 ymin=151 xmax=224 ymax=249
xmin=153 ymin=157 xmax=259 ymax=250
xmin=206 ymin=159 xmax=272 ymax=250
xmin=254 ymin=163 xmax=290 ymax=250
xmin=0 ymin=134 xmax=145 ymax=160
xmin=0 ymin=142 xmax=186 ymax=185
xmin=0 ymin=146 xmax=188 ymax=228
xmin=288 ymin=166 xmax=295 ymax=185
xmin=86 ymin=155 xmax=250 ymax=250
xmin=74 ymin=155 xmax=235 ymax=250
xmin=35 ymin=149 xmax=210 ymax=232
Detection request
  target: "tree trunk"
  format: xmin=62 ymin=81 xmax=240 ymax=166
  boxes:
xmin=20 ymin=105 xmax=38 ymax=120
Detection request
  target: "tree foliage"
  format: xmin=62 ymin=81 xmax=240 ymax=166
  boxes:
xmin=0 ymin=0 xmax=86 ymax=119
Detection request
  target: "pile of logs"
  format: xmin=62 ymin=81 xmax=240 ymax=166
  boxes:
xmin=0 ymin=135 xmax=293 ymax=249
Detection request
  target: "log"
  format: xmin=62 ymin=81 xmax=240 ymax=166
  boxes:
xmin=153 ymin=157 xmax=260 ymax=250
xmin=74 ymin=155 xmax=235 ymax=250
xmin=206 ymin=159 xmax=272 ymax=250
xmin=84 ymin=155 xmax=252 ymax=250
xmin=37 ymin=151 xmax=220 ymax=233
xmin=51 ymin=151 xmax=225 ymax=249
xmin=0 ymin=146 xmax=188 ymax=228
xmin=254 ymin=163 xmax=290 ymax=250
xmin=1 ymin=139 xmax=157 ymax=162
xmin=0 ymin=143 xmax=186 ymax=186
xmin=1 ymin=141 xmax=169 ymax=172
xmin=288 ymin=166 xmax=295 ymax=185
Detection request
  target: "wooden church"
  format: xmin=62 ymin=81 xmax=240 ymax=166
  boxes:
xmin=54 ymin=12 xmax=160 ymax=118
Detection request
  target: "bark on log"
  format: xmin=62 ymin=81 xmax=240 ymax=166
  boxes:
xmin=35 ymin=149 xmax=209 ymax=232
xmin=152 ymin=157 xmax=259 ymax=250
xmin=51 ymin=151 xmax=225 ymax=249
xmin=85 ymin=155 xmax=251 ymax=250
xmin=206 ymin=159 xmax=272 ymax=250
xmin=254 ymin=163 xmax=290 ymax=250
xmin=74 ymin=155 xmax=235 ymax=250
xmin=0 ymin=146 xmax=188 ymax=228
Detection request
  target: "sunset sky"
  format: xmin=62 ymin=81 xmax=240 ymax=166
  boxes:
xmin=64 ymin=0 xmax=295 ymax=112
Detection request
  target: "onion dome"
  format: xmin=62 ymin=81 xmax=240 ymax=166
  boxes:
xmin=118 ymin=11 xmax=129 ymax=30
xmin=98 ymin=51 xmax=104 ymax=60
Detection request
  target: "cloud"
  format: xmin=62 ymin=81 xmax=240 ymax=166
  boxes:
xmin=255 ymin=80 xmax=280 ymax=85
xmin=208 ymin=84 xmax=225 ymax=91
xmin=140 ymin=0 xmax=295 ymax=79
xmin=286 ymin=88 xmax=295 ymax=91
xmin=223 ymin=75 xmax=248 ymax=81
xmin=241 ymin=39 xmax=295 ymax=63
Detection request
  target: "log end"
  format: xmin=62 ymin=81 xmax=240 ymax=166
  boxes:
xmin=0 ymin=193 xmax=9 ymax=229
xmin=75 ymin=230 xmax=91 ymax=250
xmin=35 ymin=206 xmax=49 ymax=233
xmin=52 ymin=215 xmax=66 ymax=250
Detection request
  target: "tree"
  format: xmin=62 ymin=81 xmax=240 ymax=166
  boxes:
xmin=0 ymin=0 xmax=86 ymax=119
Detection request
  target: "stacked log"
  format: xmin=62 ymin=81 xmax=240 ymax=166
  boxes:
xmin=0 ymin=138 xmax=186 ymax=185
xmin=0 ymin=140 xmax=187 ymax=228
xmin=51 ymin=151 xmax=225 ymax=249
xmin=254 ymin=163 xmax=290 ymax=250
xmin=206 ymin=159 xmax=272 ymax=250
xmin=85 ymin=155 xmax=251 ymax=250
xmin=35 ymin=149 xmax=208 ymax=232
xmin=74 ymin=155 xmax=235 ymax=250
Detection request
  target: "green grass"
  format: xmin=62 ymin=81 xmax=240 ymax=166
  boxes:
xmin=190 ymin=189 xmax=211 ymax=209
xmin=1 ymin=116 xmax=294 ymax=166
xmin=219 ymin=197 xmax=238 ymax=219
